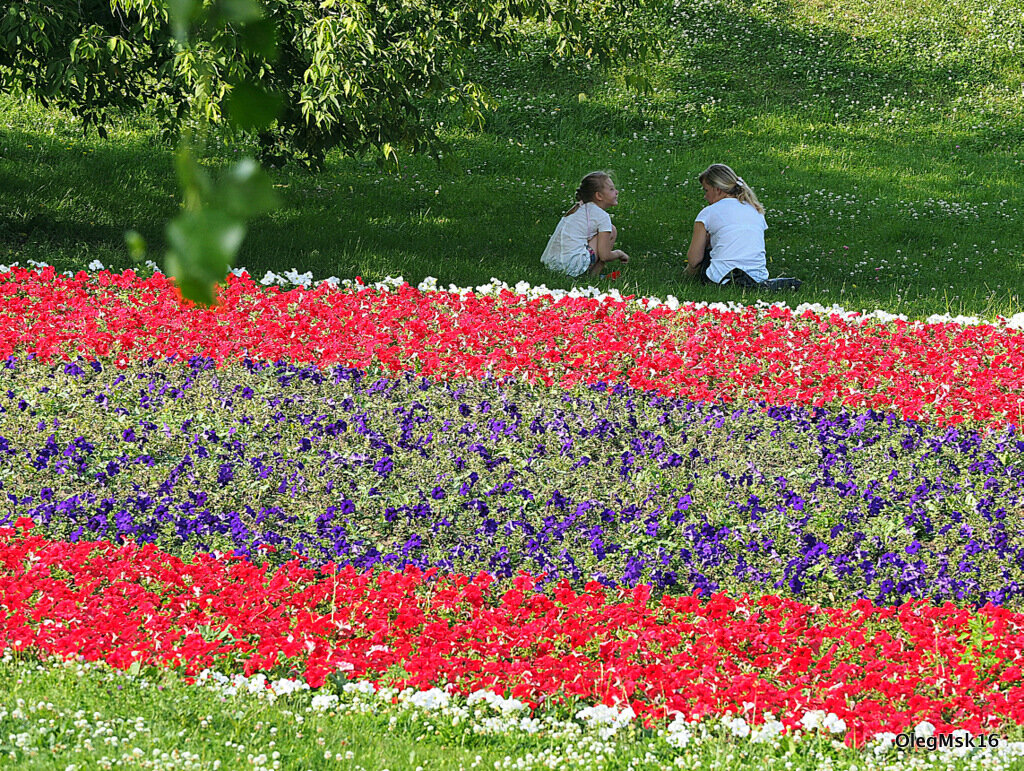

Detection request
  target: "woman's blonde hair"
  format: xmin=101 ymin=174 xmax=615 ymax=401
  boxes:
xmin=699 ymin=163 xmax=764 ymax=214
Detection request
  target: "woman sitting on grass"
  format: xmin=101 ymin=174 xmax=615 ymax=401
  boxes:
xmin=541 ymin=171 xmax=630 ymax=278
xmin=685 ymin=163 xmax=769 ymax=286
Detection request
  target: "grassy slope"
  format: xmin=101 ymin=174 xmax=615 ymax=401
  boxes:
xmin=1 ymin=0 xmax=1022 ymax=319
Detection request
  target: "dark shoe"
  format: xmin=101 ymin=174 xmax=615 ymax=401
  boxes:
xmin=761 ymin=277 xmax=802 ymax=291
xmin=720 ymin=268 xmax=760 ymax=288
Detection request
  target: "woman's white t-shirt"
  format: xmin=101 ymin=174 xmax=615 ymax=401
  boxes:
xmin=695 ymin=197 xmax=768 ymax=284
xmin=541 ymin=202 xmax=613 ymax=277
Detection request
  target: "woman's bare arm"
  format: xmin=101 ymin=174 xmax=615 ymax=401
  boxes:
xmin=685 ymin=222 xmax=708 ymax=277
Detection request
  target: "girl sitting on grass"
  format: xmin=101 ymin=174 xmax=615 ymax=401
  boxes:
xmin=541 ymin=171 xmax=630 ymax=278
xmin=685 ymin=163 xmax=769 ymax=286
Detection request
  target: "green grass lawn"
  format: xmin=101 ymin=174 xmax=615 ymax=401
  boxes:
xmin=4 ymin=656 xmax=1023 ymax=771
xmin=2 ymin=0 xmax=1022 ymax=320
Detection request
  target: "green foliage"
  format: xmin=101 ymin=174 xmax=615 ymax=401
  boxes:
xmin=1 ymin=0 xmax=655 ymax=304
xmin=157 ymin=0 xmax=283 ymax=304
xmin=166 ymin=149 xmax=279 ymax=304
xmin=0 ymin=0 xmax=656 ymax=167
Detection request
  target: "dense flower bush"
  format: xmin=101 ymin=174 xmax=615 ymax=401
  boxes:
xmin=3 ymin=266 xmax=1024 ymax=425
xmin=3 ymin=358 xmax=1024 ymax=606
xmin=4 ymin=523 xmax=1024 ymax=743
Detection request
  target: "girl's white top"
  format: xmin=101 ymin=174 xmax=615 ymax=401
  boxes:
xmin=695 ymin=197 xmax=769 ymax=284
xmin=540 ymin=202 xmax=613 ymax=277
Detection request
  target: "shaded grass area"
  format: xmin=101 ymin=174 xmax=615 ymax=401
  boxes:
xmin=1 ymin=0 xmax=1022 ymax=318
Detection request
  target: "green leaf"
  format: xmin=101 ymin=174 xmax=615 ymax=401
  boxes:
xmin=174 ymin=142 xmax=213 ymax=208
xmin=225 ymin=80 xmax=283 ymax=130
xmin=124 ymin=230 xmax=147 ymax=262
xmin=239 ymin=18 xmax=278 ymax=60
xmin=216 ymin=0 xmax=264 ymax=24
xmin=166 ymin=210 xmax=247 ymax=305
xmin=217 ymin=158 xmax=281 ymax=218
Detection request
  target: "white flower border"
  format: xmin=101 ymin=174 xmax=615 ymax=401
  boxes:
xmin=192 ymin=668 xmax=1024 ymax=762
xmin=5 ymin=259 xmax=1024 ymax=332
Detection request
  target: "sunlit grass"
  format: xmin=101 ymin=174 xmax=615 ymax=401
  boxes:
xmin=0 ymin=0 xmax=1021 ymax=319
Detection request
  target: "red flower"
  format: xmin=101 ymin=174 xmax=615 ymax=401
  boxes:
xmin=3 ymin=529 xmax=1024 ymax=740
xmin=3 ymin=267 xmax=1021 ymax=428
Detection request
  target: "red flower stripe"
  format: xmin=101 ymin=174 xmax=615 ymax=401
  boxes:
xmin=3 ymin=268 xmax=1024 ymax=425
xmin=3 ymin=526 xmax=1024 ymax=743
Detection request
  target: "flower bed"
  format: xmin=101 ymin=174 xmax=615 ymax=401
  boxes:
xmin=3 ymin=265 xmax=1024 ymax=747
xmin=3 ymin=266 xmax=1024 ymax=424
xmin=3 ymin=522 xmax=1024 ymax=743
xmin=3 ymin=358 xmax=1024 ymax=607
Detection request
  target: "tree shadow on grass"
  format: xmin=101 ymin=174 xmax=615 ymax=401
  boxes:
xmin=0 ymin=126 xmax=178 ymax=268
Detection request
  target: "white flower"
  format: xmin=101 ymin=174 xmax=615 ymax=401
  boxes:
xmin=872 ymin=731 xmax=898 ymax=752
xmin=914 ymin=721 xmax=935 ymax=739
xmin=576 ymin=703 xmax=636 ymax=739
xmin=799 ymin=710 xmax=825 ymax=732
xmin=402 ymin=687 xmax=450 ymax=711
xmin=467 ymin=689 xmax=528 ymax=715
xmin=310 ymin=694 xmax=340 ymax=712
xmin=342 ymin=680 xmax=376 ymax=696
xmin=665 ymin=714 xmax=692 ymax=748
xmin=750 ymin=718 xmax=784 ymax=743
xmin=823 ymin=713 xmax=847 ymax=734
xmin=724 ymin=715 xmax=751 ymax=738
